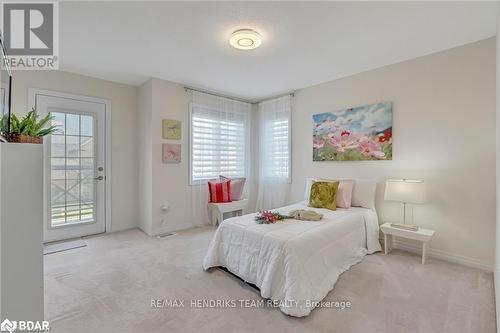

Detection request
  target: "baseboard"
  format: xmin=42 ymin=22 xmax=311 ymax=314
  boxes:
xmin=388 ymin=238 xmax=493 ymax=272
xmin=107 ymin=225 xmax=139 ymax=234
xmin=150 ymin=224 xmax=194 ymax=237
xmin=495 ymin=268 xmax=499 ymax=332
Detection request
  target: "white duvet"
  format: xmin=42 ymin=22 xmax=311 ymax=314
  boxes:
xmin=203 ymin=201 xmax=382 ymax=317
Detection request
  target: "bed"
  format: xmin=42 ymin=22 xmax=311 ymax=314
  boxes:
xmin=203 ymin=200 xmax=382 ymax=317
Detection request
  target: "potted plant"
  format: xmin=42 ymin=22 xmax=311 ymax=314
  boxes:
xmin=0 ymin=108 xmax=57 ymax=144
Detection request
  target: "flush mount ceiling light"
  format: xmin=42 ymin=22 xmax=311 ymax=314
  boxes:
xmin=229 ymin=29 xmax=262 ymax=50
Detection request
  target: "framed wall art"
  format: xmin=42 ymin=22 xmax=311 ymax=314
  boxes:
xmin=162 ymin=143 xmax=181 ymax=164
xmin=312 ymin=101 xmax=392 ymax=161
xmin=162 ymin=119 xmax=181 ymax=140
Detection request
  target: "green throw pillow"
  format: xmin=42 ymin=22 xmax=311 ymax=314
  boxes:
xmin=309 ymin=181 xmax=339 ymax=211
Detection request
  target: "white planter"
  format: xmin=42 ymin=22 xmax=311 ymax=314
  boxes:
xmin=0 ymin=143 xmax=43 ymax=321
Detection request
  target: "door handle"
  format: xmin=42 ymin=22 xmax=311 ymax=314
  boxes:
xmin=94 ymin=176 xmax=104 ymax=181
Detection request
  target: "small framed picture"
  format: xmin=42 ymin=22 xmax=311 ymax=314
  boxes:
xmin=162 ymin=119 xmax=181 ymax=140
xmin=162 ymin=144 xmax=181 ymax=164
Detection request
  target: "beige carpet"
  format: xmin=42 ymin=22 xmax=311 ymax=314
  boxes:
xmin=44 ymin=227 xmax=496 ymax=333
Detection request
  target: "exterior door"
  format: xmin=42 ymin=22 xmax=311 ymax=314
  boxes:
xmin=33 ymin=91 xmax=108 ymax=242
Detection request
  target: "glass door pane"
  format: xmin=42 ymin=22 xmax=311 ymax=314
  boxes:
xmin=50 ymin=112 xmax=95 ymax=227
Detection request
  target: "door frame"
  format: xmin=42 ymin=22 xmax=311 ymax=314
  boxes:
xmin=28 ymin=88 xmax=112 ymax=238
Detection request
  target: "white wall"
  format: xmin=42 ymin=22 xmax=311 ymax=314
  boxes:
xmin=150 ymin=79 xmax=192 ymax=235
xmin=11 ymin=71 xmax=139 ymax=232
xmin=138 ymin=79 xmax=153 ymax=235
xmin=291 ymin=38 xmax=496 ymax=268
xmin=137 ymin=78 xmax=193 ymax=236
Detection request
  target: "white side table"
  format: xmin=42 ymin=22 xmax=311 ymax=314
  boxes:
xmin=380 ymin=223 xmax=436 ymax=264
xmin=208 ymin=199 xmax=248 ymax=226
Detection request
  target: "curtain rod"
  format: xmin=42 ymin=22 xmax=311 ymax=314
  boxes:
xmin=184 ymin=86 xmax=294 ymax=104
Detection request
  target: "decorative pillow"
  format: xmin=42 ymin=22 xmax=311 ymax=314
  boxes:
xmin=336 ymin=180 xmax=354 ymax=208
xmin=219 ymin=176 xmax=246 ymax=201
xmin=208 ymin=179 xmax=231 ymax=203
xmin=304 ymin=178 xmax=354 ymax=208
xmin=351 ymin=179 xmax=377 ymax=209
xmin=309 ymin=181 xmax=339 ymax=211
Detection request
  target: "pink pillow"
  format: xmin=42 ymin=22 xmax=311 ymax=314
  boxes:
xmin=220 ymin=176 xmax=246 ymax=201
xmin=208 ymin=179 xmax=231 ymax=203
xmin=336 ymin=180 xmax=354 ymax=208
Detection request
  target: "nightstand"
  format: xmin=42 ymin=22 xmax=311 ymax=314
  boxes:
xmin=380 ymin=223 xmax=436 ymax=264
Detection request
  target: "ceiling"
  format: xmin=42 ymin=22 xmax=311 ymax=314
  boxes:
xmin=59 ymin=1 xmax=497 ymax=101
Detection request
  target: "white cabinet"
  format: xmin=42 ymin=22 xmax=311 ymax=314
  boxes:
xmin=0 ymin=143 xmax=44 ymax=321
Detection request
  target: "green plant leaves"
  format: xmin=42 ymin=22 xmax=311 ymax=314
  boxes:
xmin=0 ymin=108 xmax=58 ymax=137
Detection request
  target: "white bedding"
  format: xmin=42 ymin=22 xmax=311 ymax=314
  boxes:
xmin=203 ymin=201 xmax=382 ymax=317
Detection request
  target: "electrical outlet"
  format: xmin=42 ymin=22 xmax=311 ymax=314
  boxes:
xmin=161 ymin=204 xmax=170 ymax=213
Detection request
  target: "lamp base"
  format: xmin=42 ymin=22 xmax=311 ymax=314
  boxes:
xmin=390 ymin=223 xmax=419 ymax=231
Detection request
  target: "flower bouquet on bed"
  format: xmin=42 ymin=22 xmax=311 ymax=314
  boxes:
xmin=255 ymin=210 xmax=290 ymax=224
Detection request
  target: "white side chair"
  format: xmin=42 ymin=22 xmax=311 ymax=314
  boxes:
xmin=208 ymin=199 xmax=248 ymax=226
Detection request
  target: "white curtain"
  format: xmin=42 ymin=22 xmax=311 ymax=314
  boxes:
xmin=256 ymin=95 xmax=292 ymax=211
xmin=188 ymin=90 xmax=251 ymax=226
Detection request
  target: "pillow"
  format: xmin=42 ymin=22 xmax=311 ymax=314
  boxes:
xmin=219 ymin=176 xmax=246 ymax=201
xmin=304 ymin=178 xmax=354 ymax=208
xmin=303 ymin=177 xmax=318 ymax=201
xmin=208 ymin=179 xmax=231 ymax=203
xmin=309 ymin=181 xmax=339 ymax=211
xmin=351 ymin=179 xmax=377 ymax=209
xmin=336 ymin=180 xmax=354 ymax=208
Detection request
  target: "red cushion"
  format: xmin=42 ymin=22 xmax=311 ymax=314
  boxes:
xmin=208 ymin=179 xmax=232 ymax=203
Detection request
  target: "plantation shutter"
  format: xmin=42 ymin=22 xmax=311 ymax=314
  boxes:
xmin=259 ymin=96 xmax=291 ymax=181
xmin=255 ymin=94 xmax=292 ymax=210
xmin=189 ymin=93 xmax=250 ymax=183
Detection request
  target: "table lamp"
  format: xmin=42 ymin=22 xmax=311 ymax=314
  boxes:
xmin=384 ymin=179 xmax=426 ymax=231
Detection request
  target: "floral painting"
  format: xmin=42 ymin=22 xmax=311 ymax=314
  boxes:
xmin=313 ymin=102 xmax=392 ymax=161
xmin=162 ymin=143 xmax=181 ymax=164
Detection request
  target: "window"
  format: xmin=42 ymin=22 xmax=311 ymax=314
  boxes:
xmin=262 ymin=117 xmax=290 ymax=180
xmin=255 ymin=95 xmax=292 ymax=210
xmin=50 ymin=112 xmax=96 ymax=226
xmin=189 ymin=99 xmax=250 ymax=184
xmin=258 ymin=95 xmax=292 ymax=182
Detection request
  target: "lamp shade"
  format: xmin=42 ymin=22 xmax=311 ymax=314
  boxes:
xmin=384 ymin=179 xmax=426 ymax=204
